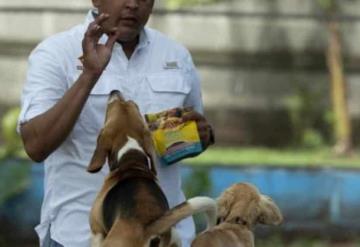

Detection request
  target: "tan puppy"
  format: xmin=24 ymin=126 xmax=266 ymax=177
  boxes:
xmin=88 ymin=90 xmax=217 ymax=247
xmin=192 ymin=183 xmax=283 ymax=247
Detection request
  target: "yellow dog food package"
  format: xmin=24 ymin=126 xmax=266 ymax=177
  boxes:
xmin=145 ymin=107 xmax=203 ymax=166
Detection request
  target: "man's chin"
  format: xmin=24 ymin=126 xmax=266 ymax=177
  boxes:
xmin=115 ymin=30 xmax=139 ymax=43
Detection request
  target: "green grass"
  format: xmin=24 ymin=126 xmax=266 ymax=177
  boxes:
xmin=185 ymin=146 xmax=360 ymax=169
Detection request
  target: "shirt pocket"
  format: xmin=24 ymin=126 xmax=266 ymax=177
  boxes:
xmin=76 ymin=73 xmax=120 ymax=136
xmin=146 ymin=72 xmax=190 ymax=113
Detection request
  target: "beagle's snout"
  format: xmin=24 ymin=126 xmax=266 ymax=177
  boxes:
xmin=109 ymin=90 xmax=124 ymax=103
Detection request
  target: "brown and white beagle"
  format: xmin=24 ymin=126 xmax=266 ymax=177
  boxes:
xmin=191 ymin=183 xmax=283 ymax=247
xmin=87 ymin=90 xmax=217 ymax=247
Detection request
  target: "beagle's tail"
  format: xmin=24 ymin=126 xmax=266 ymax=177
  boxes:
xmin=145 ymin=196 xmax=217 ymax=236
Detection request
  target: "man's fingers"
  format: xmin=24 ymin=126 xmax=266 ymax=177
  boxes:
xmin=181 ymin=110 xmax=213 ymax=148
xmin=87 ymin=22 xmax=104 ymax=40
xmin=197 ymin=122 xmax=214 ymax=148
xmin=83 ymin=19 xmax=111 ymax=53
xmin=83 ymin=25 xmax=101 ymax=53
xmin=94 ymin=13 xmax=110 ymax=26
xmin=86 ymin=13 xmax=110 ymax=39
xmin=182 ymin=111 xmax=205 ymax=122
xmin=199 ymin=130 xmax=210 ymax=148
xmin=105 ymin=28 xmax=119 ymax=48
xmin=196 ymin=121 xmax=208 ymax=129
xmin=199 ymin=129 xmax=209 ymax=138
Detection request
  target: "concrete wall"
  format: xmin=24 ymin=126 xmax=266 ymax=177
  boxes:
xmin=1 ymin=0 xmax=360 ymax=145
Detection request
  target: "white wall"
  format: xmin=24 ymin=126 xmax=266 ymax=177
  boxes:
xmin=0 ymin=0 xmax=360 ymax=116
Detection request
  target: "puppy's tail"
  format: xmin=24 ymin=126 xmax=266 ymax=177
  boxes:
xmin=145 ymin=196 xmax=217 ymax=236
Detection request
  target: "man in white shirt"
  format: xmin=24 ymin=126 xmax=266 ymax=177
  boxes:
xmin=18 ymin=0 xmax=214 ymax=246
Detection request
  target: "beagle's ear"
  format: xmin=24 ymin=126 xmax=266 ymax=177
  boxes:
xmin=217 ymin=189 xmax=235 ymax=221
xmin=257 ymin=195 xmax=283 ymax=225
xmin=143 ymin=131 xmax=157 ymax=176
xmin=87 ymin=130 xmax=108 ymax=173
xmin=148 ymin=150 xmax=157 ymax=176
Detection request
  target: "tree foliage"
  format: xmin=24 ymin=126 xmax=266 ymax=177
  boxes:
xmin=317 ymin=0 xmax=336 ymax=11
xmin=0 ymin=107 xmax=25 ymax=159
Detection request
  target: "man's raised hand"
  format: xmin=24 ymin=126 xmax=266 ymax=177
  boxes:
xmin=82 ymin=13 xmax=118 ymax=77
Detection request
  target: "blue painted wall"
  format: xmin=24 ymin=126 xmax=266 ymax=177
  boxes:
xmin=1 ymin=162 xmax=360 ymax=238
xmin=182 ymin=165 xmax=360 ymax=232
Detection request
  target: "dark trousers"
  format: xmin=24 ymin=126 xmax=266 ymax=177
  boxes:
xmin=43 ymin=226 xmax=63 ymax=247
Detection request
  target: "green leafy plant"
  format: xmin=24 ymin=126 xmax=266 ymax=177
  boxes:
xmin=317 ymin=0 xmax=336 ymax=10
xmin=0 ymin=107 xmax=26 ymax=159
xmin=0 ymin=107 xmax=30 ymax=206
xmin=183 ymin=168 xmax=212 ymax=198
xmin=302 ymin=129 xmax=324 ymax=149
xmin=285 ymin=83 xmax=328 ymax=149
xmin=183 ymin=168 xmax=212 ymax=232
xmin=0 ymin=159 xmax=30 ymax=205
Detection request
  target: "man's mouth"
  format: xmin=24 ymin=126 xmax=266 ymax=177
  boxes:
xmin=120 ymin=16 xmax=138 ymax=26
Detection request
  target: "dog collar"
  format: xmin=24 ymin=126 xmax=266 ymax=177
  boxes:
xmin=114 ymin=165 xmax=156 ymax=183
xmin=146 ymin=155 xmax=152 ymax=170
xmin=224 ymin=217 xmax=248 ymax=227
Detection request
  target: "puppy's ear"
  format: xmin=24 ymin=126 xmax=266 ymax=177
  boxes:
xmin=88 ymin=130 xmax=109 ymax=173
xmin=257 ymin=195 xmax=283 ymax=225
xmin=217 ymin=189 xmax=235 ymax=221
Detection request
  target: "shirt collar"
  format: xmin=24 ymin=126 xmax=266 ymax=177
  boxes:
xmin=137 ymin=28 xmax=151 ymax=50
xmin=84 ymin=9 xmax=151 ymax=49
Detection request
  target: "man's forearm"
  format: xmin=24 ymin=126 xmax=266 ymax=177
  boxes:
xmin=20 ymin=71 xmax=100 ymax=162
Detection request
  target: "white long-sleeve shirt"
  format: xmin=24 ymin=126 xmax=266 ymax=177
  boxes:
xmin=18 ymin=10 xmax=203 ymax=247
